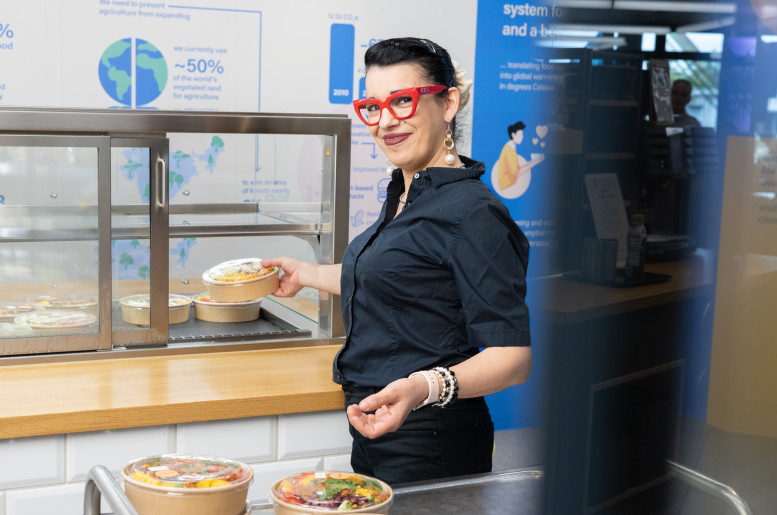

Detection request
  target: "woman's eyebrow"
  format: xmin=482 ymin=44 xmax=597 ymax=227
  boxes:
xmin=365 ymin=88 xmax=410 ymax=99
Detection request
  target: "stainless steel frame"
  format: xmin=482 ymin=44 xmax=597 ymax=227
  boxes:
xmin=84 ymin=466 xmax=138 ymax=515
xmin=111 ymin=136 xmax=170 ymax=347
xmin=0 ymin=107 xmax=351 ymax=355
xmin=0 ymin=134 xmax=112 ymax=353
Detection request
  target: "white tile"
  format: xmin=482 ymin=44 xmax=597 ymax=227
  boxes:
xmin=6 ymin=483 xmax=82 ymax=515
xmin=278 ymin=410 xmax=351 ymax=460
xmin=248 ymin=458 xmax=322 ymax=504
xmin=177 ymin=416 xmax=276 ymax=463
xmin=66 ymin=425 xmax=175 ymax=482
xmin=0 ymin=435 xmax=65 ymax=489
xmin=323 ymin=453 xmax=353 ymax=473
xmin=0 ymin=492 xmax=4 ymax=515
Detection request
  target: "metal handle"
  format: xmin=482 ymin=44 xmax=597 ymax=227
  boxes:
xmin=156 ymin=156 xmax=167 ymax=209
xmin=666 ymin=460 xmax=752 ymax=515
xmin=83 ymin=465 xmax=138 ymax=515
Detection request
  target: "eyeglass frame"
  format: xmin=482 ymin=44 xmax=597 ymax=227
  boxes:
xmin=352 ymin=85 xmax=448 ymax=126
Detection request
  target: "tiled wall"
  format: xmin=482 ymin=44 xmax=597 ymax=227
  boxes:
xmin=0 ymin=410 xmax=352 ymax=515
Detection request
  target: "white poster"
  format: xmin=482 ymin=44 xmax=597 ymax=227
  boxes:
xmin=0 ymin=0 xmax=477 ymax=242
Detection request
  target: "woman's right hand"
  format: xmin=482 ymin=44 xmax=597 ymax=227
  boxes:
xmin=261 ymin=258 xmax=342 ymax=296
xmin=261 ymin=257 xmax=307 ymax=297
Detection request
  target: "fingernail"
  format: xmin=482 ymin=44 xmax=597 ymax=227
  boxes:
xmin=359 ymin=401 xmax=368 ymax=410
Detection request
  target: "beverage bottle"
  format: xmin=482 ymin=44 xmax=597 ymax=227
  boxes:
xmin=625 ymin=214 xmax=647 ymax=280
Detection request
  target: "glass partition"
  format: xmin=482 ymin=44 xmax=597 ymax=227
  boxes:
xmin=0 ymin=136 xmax=111 ymax=354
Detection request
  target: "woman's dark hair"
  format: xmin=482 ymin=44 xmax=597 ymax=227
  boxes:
xmin=364 ymin=37 xmax=462 ymax=139
xmin=508 ymin=121 xmax=526 ymax=138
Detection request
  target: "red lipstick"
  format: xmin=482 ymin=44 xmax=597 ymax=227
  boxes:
xmin=383 ymin=133 xmax=410 ymax=146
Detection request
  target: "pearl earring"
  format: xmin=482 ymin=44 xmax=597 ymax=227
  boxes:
xmin=386 ymin=159 xmax=394 ymax=176
xmin=443 ymin=125 xmax=455 ymax=165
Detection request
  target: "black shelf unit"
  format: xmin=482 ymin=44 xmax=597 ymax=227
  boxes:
xmin=553 ymin=49 xmax=644 ymax=272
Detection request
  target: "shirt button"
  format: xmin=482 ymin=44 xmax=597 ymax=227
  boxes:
xmin=414 ymin=173 xmax=420 ymax=179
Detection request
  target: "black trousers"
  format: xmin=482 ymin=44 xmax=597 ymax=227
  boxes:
xmin=343 ymin=386 xmax=494 ymax=486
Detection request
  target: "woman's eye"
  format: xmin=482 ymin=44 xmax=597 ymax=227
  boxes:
xmin=365 ymin=103 xmax=380 ymax=112
xmin=394 ymin=95 xmax=413 ymax=105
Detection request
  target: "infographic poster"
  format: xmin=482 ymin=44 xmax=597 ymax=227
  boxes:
xmin=0 ymin=1 xmax=262 ymax=111
xmin=472 ymin=1 xmax=561 ymax=277
xmin=267 ymin=3 xmax=478 ymax=238
xmin=0 ymin=1 xmax=476 ymax=243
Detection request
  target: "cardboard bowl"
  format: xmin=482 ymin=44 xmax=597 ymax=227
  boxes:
xmin=269 ymin=471 xmax=393 ymax=514
xmin=121 ymin=455 xmax=253 ymax=515
xmin=193 ymin=294 xmax=262 ymax=323
xmin=119 ymin=294 xmax=192 ymax=326
xmin=202 ymin=259 xmax=279 ymax=303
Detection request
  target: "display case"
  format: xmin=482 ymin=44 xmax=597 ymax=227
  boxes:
xmin=0 ymin=108 xmax=350 ymax=356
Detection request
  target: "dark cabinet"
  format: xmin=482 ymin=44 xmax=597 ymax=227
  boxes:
xmin=553 ymin=49 xmax=644 ymax=272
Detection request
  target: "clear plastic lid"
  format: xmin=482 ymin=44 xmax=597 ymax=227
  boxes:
xmin=28 ymin=294 xmax=97 ymax=309
xmin=15 ymin=310 xmax=97 ymax=328
xmin=272 ymin=471 xmax=391 ymax=511
xmin=0 ymin=303 xmax=36 ymax=319
xmin=127 ymin=455 xmax=251 ymax=489
xmin=120 ymin=294 xmax=192 ymax=308
xmin=202 ymin=258 xmax=277 ymax=285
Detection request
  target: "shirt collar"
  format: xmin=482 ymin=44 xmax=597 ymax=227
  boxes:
xmin=427 ymin=156 xmax=485 ymax=187
xmin=390 ymin=156 xmax=485 ymax=188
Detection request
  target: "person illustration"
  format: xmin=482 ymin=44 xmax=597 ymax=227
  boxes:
xmin=262 ymin=37 xmax=531 ymax=485
xmin=493 ymin=121 xmax=545 ymax=199
xmin=671 ymin=79 xmax=702 ymax=127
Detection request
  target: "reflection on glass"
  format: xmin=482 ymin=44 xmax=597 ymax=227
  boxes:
xmin=0 ymin=146 xmax=100 ymax=338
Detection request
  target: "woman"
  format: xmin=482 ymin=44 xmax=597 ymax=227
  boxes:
xmin=262 ymin=37 xmax=531 ymax=485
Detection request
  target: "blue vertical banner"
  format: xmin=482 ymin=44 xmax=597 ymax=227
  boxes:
xmin=473 ymin=1 xmax=560 ymax=277
xmin=329 ymin=23 xmax=355 ymax=104
xmin=473 ymin=1 xmax=561 ymax=430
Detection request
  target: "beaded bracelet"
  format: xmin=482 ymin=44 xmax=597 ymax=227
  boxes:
xmin=408 ymin=366 xmax=460 ymax=410
xmin=432 ymin=366 xmax=459 ymax=408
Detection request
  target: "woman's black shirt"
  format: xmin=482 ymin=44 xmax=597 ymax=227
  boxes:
xmin=334 ymin=156 xmax=530 ymax=387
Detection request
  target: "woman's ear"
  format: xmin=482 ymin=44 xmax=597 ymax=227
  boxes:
xmin=444 ymin=87 xmax=460 ymax=123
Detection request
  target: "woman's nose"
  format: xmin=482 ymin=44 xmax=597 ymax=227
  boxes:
xmin=378 ymin=107 xmax=398 ymax=128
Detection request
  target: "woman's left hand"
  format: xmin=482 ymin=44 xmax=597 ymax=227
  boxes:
xmin=346 ymin=376 xmax=427 ymax=439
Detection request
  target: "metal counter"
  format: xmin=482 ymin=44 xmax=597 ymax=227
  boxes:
xmin=85 ymin=460 xmax=754 ymax=515
xmin=84 ymin=467 xmax=543 ymax=515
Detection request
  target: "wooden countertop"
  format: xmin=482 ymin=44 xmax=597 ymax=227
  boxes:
xmin=0 ymin=345 xmax=344 ymax=439
xmin=532 ymin=250 xmax=716 ymax=325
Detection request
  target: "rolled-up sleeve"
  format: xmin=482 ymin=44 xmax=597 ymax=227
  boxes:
xmin=447 ymin=199 xmax=531 ymax=348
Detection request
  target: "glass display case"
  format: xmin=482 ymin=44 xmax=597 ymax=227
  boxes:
xmin=0 ymin=108 xmax=350 ymax=356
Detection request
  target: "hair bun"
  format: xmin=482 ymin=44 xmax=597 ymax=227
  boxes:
xmin=451 ymin=60 xmax=473 ymax=112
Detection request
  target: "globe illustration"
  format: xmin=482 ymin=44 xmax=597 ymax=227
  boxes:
xmin=98 ymin=38 xmax=167 ymax=107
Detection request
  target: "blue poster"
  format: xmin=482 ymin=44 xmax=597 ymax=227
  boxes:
xmin=473 ymin=1 xmax=560 ymax=278
xmin=474 ymin=1 xmax=561 ymax=430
